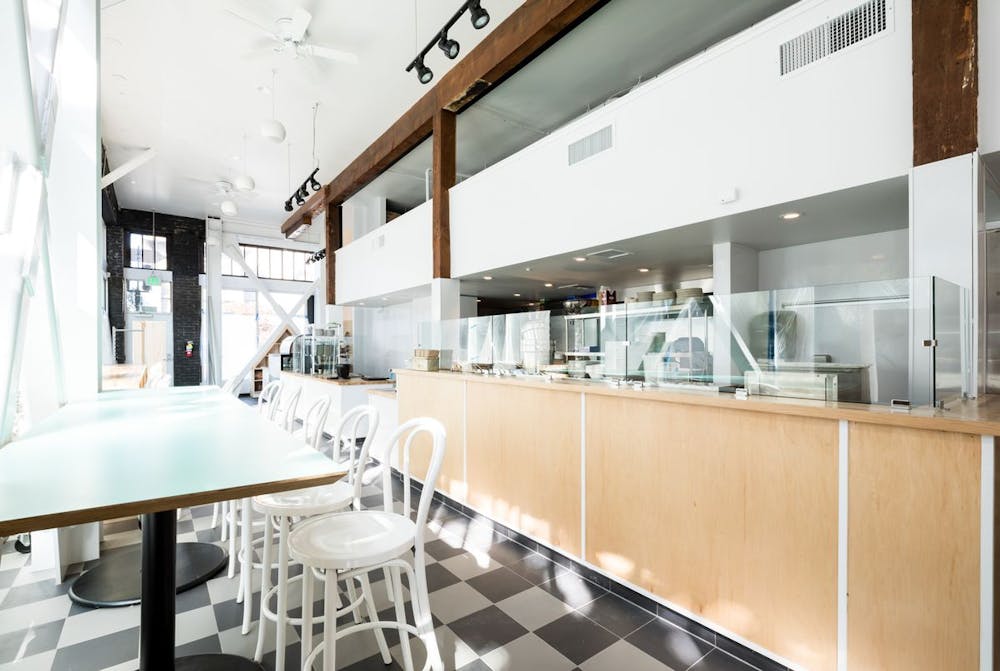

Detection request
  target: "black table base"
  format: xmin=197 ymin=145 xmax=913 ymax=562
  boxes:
xmin=140 ymin=511 xmax=264 ymax=671
xmin=69 ymin=542 xmax=227 ymax=608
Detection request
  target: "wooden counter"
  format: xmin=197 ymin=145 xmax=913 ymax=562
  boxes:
xmin=395 ymin=369 xmax=997 ymax=671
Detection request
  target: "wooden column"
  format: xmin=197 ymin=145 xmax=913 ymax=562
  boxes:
xmin=432 ymin=108 xmax=456 ymax=279
xmin=912 ymin=0 xmax=978 ymax=166
xmin=325 ymin=202 xmax=342 ymax=304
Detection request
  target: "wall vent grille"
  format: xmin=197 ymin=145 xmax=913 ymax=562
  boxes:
xmin=779 ymin=0 xmax=888 ymax=75
xmin=568 ymin=125 xmax=613 ymax=165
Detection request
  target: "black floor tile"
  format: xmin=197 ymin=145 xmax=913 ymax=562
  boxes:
xmin=487 ymin=539 xmax=533 ymax=567
xmin=0 ymin=575 xmax=72 ymax=609
xmin=466 ymin=566 xmax=534 ymax=602
xmin=0 ymin=619 xmax=63 ymax=664
xmin=342 ymin=652 xmax=406 ymax=670
xmin=578 ymin=592 xmax=655 ymax=638
xmin=177 ymin=519 xmax=195 ymax=534
xmin=176 ymin=582 xmax=212 ymax=615
xmin=51 ymin=625 xmax=140 ymax=671
xmin=262 ymin=640 xmax=301 ymax=671
xmin=533 ymin=611 xmax=619 ymax=665
xmin=688 ymin=648 xmax=760 ymax=671
xmin=196 ymin=528 xmax=223 ymax=543
xmin=457 ymin=659 xmax=493 ymax=671
xmin=424 ymin=538 xmax=467 ymax=562
xmin=424 ymin=562 xmax=462 ymax=593
xmin=507 ymin=553 xmax=566 ymax=586
xmin=448 ymin=605 xmax=529 ymax=656
xmin=537 ymin=572 xmax=606 ymax=609
xmin=625 ymin=618 xmax=714 ymax=671
xmin=212 ymin=590 xmax=261 ymax=632
xmin=715 ymin=635 xmax=789 ymax=671
xmin=176 ymin=633 xmax=222 ymax=657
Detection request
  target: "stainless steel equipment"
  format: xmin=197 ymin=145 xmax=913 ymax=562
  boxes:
xmin=287 ymin=323 xmax=353 ymax=378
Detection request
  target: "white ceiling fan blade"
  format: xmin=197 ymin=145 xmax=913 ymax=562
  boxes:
xmin=224 ymin=3 xmax=280 ymax=40
xmin=288 ymin=8 xmax=311 ymax=43
xmin=296 ymin=42 xmax=358 ymax=65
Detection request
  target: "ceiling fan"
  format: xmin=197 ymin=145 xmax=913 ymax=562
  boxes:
xmin=224 ymin=4 xmax=359 ymax=65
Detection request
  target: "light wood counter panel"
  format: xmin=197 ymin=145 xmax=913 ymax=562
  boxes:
xmin=397 ymin=373 xmax=467 ymax=500
xmin=466 ymin=381 xmax=582 ymax=555
xmin=847 ymin=423 xmax=981 ymax=671
xmin=394 ymin=369 xmax=1000 ymax=436
xmin=585 ymin=395 xmax=839 ymax=671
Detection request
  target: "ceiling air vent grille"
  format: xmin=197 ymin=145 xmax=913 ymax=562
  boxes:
xmin=779 ymin=0 xmax=888 ymax=76
xmin=568 ymin=125 xmax=613 ymax=166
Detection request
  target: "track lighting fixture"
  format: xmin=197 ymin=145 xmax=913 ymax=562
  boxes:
xmin=469 ymin=0 xmax=490 ymax=28
xmin=438 ymin=34 xmax=460 ymax=59
xmin=284 ymin=199 xmax=293 ymax=212
xmin=294 ymin=191 xmax=305 ymax=206
xmin=406 ymin=1 xmax=488 ymax=85
xmin=307 ymin=167 xmax=321 ymax=192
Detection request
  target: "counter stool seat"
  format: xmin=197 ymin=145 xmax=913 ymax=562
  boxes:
xmin=252 ymin=480 xmax=354 ymax=518
xmin=289 ymin=510 xmax=416 ymax=571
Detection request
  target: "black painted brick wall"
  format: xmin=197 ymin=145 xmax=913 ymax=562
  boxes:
xmin=105 ymin=221 xmax=125 ymax=363
xmin=109 ymin=209 xmax=205 ymax=386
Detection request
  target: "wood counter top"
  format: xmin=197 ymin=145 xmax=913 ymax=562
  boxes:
xmin=394 ymin=368 xmax=1000 ymax=435
xmin=280 ymin=371 xmax=392 ymax=386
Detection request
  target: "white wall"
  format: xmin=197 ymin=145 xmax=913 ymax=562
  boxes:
xmin=758 ymin=228 xmax=909 ymax=290
xmin=980 ymin=0 xmax=1000 ymax=155
xmin=449 ymin=0 xmax=913 ymax=277
xmin=353 ymin=295 xmax=431 ymax=378
xmin=342 ymin=193 xmax=387 ymax=241
xmin=335 ymin=200 xmax=432 ymax=304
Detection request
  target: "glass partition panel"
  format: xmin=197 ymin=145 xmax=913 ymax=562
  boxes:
xmin=932 ymin=277 xmax=969 ymax=404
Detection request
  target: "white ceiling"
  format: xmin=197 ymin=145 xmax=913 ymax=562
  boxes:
xmin=350 ymin=0 xmax=796 ymax=210
xmin=100 ymin=0 xmax=523 ymax=224
xmin=102 ymin=0 xmax=796 ymax=226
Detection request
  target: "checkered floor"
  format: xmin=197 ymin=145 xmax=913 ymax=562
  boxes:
xmin=0 ymin=480 xmax=762 ymax=671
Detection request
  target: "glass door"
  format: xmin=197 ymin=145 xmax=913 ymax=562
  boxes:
xmin=124 ymin=314 xmax=173 ymax=386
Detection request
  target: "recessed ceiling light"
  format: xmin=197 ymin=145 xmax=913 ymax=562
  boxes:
xmin=231 ymin=155 xmax=240 ymax=161
xmin=359 ymin=302 xmax=365 ymax=305
xmin=871 ymin=253 xmax=886 ymax=261
xmin=780 ymin=212 xmax=801 ymax=220
xmin=382 ymin=297 xmax=388 ymax=301
xmin=525 ymin=267 xmax=531 ymax=271
xmin=476 ymin=298 xmax=482 ymax=302
xmin=483 ymin=276 xmax=493 ymax=280
xmin=544 ymin=283 xmax=553 ymax=287
xmin=513 ymin=293 xmax=521 ymax=297
xmin=638 ymin=268 xmax=650 ymax=273
xmin=130 ymin=179 xmax=136 ymax=185
xmin=574 ymin=257 xmax=586 ymax=262
xmin=112 ymin=73 xmax=127 ymax=82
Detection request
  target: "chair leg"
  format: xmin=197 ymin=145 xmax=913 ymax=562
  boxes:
xmin=227 ymin=500 xmax=238 ymax=579
xmin=301 ymin=566 xmax=315 ymax=670
xmin=344 ymin=579 xmax=363 ymax=625
xmin=219 ymin=501 xmax=228 ymax=542
xmin=322 ymin=573 xmax=340 ymax=671
xmin=360 ymin=574 xmax=392 ymax=664
xmin=240 ymin=498 xmax=254 ymax=635
xmin=253 ymin=514 xmax=274 ymax=662
xmin=391 ymin=567 xmax=414 ymax=671
xmin=384 ymin=567 xmax=394 ymax=602
xmin=275 ymin=515 xmax=290 ymax=671
xmin=410 ymin=562 xmax=443 ymax=671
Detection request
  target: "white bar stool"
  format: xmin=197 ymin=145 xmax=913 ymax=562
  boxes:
xmin=288 ymin=417 xmax=447 ymax=671
xmin=249 ymin=402 xmax=373 ymax=671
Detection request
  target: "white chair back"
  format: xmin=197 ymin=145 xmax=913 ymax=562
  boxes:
xmin=257 ymin=381 xmax=282 ymax=419
xmin=301 ymin=396 xmax=332 ymax=451
xmin=330 ymin=405 xmax=380 ymax=508
xmin=275 ymin=386 xmax=302 ymax=432
xmin=379 ymin=418 xmax=446 ymax=570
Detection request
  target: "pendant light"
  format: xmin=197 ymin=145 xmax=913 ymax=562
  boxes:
xmin=260 ymin=70 xmax=286 ymax=143
xmin=233 ymin=133 xmax=255 ymax=192
xmin=146 ymin=211 xmax=161 ymax=287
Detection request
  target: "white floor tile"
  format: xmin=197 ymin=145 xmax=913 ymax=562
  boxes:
xmin=0 ymin=595 xmax=72 ymax=635
xmin=0 ymin=650 xmax=55 ymax=671
xmin=427 ymin=583 xmax=492 ymax=624
xmin=483 ymin=633 xmax=576 ymax=671
xmin=437 ymin=552 xmax=500 ymax=581
xmin=496 ymin=588 xmax=573 ymax=632
xmin=176 ymin=605 xmax=220 ymax=646
xmin=56 ymin=602 xmax=141 ymax=647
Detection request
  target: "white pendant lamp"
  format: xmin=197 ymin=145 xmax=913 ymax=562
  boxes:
xmin=220 ymin=200 xmax=238 ymax=217
xmin=234 ymin=134 xmax=256 ymax=192
xmin=260 ymin=70 xmax=286 ymax=143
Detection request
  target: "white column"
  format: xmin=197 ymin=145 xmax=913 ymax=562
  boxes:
xmin=204 ymin=218 xmax=223 ymax=385
xmin=712 ymin=242 xmax=758 ymax=382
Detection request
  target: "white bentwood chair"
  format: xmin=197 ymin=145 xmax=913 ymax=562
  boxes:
xmin=287 ymin=417 xmax=447 ymax=671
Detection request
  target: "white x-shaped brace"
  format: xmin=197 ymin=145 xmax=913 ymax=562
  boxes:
xmin=221 ymin=242 xmax=319 ymax=394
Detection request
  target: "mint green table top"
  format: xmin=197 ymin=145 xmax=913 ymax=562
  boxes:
xmin=0 ymin=387 xmax=347 ymax=536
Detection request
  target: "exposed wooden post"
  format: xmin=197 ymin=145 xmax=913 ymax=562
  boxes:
xmin=432 ymin=109 xmax=456 ymax=279
xmin=325 ymin=202 xmax=342 ymax=304
xmin=912 ymin=0 xmax=978 ymax=166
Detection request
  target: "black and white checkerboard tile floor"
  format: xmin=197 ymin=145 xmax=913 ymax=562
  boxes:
xmin=0 ymin=482 xmax=764 ymax=671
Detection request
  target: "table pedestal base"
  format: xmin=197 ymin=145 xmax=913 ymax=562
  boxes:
xmin=69 ymin=543 xmax=227 ymax=608
xmin=175 ymin=654 xmax=265 ymax=670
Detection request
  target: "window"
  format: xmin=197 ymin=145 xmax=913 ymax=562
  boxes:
xmin=221 ymin=244 xmax=312 ymax=281
xmin=125 ymin=279 xmax=171 ymax=313
xmin=128 ymin=233 xmax=167 ymax=270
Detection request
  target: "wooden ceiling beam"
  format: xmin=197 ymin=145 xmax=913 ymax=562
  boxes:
xmin=279 ymin=186 xmax=328 ymax=238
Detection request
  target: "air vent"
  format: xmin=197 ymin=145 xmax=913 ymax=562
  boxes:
xmin=779 ymin=0 xmax=888 ymax=76
xmin=587 ymin=248 xmax=632 ymax=260
xmin=568 ymin=125 xmax=613 ymax=165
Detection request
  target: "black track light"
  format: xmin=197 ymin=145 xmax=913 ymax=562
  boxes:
xmin=437 ymin=34 xmax=460 ymax=59
xmin=416 ymin=59 xmax=433 ymax=84
xmin=469 ymin=1 xmax=489 ymax=29
xmin=284 ymin=199 xmax=293 ymax=212
xmin=294 ymin=191 xmax=305 ymax=206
